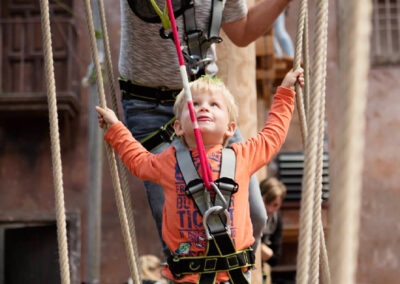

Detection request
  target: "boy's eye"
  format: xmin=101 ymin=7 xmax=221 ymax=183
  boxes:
xmin=193 ymin=102 xmax=199 ymax=107
xmin=211 ymin=102 xmax=219 ymax=107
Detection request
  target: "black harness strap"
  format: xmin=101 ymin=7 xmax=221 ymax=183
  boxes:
xmin=119 ymin=78 xmax=180 ymax=104
xmin=167 ymin=249 xmax=254 ymax=277
xmin=203 ymin=234 xmax=252 ymax=284
xmin=126 ymin=0 xmax=191 ymax=23
xmin=171 ymin=142 xmax=252 ymax=283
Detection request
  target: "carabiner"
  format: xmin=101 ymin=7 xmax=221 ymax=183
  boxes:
xmin=203 ymin=205 xmax=230 ymax=240
xmin=210 ymin=182 xmax=228 ymax=210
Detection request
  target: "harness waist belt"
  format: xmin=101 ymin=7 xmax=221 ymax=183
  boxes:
xmin=119 ymin=78 xmax=180 ymax=103
xmin=167 ymin=248 xmax=254 ymax=278
xmin=139 ymin=117 xmax=176 ymax=152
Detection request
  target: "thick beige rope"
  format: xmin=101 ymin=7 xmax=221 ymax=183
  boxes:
xmin=320 ymin=228 xmax=331 ymax=284
xmin=83 ymin=0 xmax=141 ymax=282
xmin=96 ymin=0 xmax=118 ymax=112
xmin=293 ymin=0 xmax=309 ymax=146
xmin=317 ymin=19 xmax=331 ymax=284
xmin=295 ymin=0 xmax=329 ymax=283
xmin=39 ymin=0 xmax=71 ymax=283
xmin=329 ymin=0 xmax=371 ymax=283
xmin=310 ymin=0 xmax=329 ymax=281
xmin=293 ymin=0 xmax=312 ymax=282
xmin=302 ymin=13 xmax=310 ymax=119
xmin=96 ymin=0 xmax=142 ymax=274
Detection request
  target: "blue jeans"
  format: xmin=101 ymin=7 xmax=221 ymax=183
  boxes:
xmin=122 ymin=98 xmax=267 ymax=256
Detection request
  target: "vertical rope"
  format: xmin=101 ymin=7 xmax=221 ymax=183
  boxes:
xmin=96 ymin=0 xmax=118 ymax=112
xmin=296 ymin=0 xmax=329 ymax=282
xmin=310 ymin=0 xmax=329 ymax=281
xmin=83 ymin=0 xmax=141 ymax=282
xmin=39 ymin=0 xmax=70 ymax=283
xmin=320 ymin=227 xmax=331 ymax=284
xmin=302 ymin=11 xmax=310 ymax=119
xmin=293 ymin=0 xmax=309 ymax=146
xmin=96 ymin=0 xmax=142 ymax=274
xmin=317 ymin=14 xmax=331 ymax=284
xmin=329 ymin=0 xmax=372 ymax=283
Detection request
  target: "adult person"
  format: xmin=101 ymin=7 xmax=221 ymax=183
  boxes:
xmin=118 ymin=0 xmax=292 ymax=255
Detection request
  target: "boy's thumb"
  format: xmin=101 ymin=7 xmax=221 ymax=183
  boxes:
xmin=95 ymin=106 xmax=104 ymax=114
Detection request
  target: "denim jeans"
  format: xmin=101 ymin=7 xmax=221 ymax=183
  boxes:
xmin=122 ymin=98 xmax=267 ymax=256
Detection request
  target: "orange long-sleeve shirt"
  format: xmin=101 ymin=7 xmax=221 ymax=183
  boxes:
xmin=104 ymin=86 xmax=295 ymax=283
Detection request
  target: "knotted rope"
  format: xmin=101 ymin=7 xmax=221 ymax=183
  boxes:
xmin=39 ymin=0 xmax=71 ymax=283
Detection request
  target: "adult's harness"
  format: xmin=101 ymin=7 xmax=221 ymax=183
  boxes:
xmin=169 ymin=143 xmax=254 ymax=283
xmin=119 ymin=78 xmax=178 ymax=152
xmin=126 ymin=0 xmax=224 ymax=78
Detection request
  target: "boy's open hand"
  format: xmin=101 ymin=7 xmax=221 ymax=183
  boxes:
xmin=95 ymin=106 xmax=119 ymax=128
xmin=281 ymin=67 xmax=305 ymax=90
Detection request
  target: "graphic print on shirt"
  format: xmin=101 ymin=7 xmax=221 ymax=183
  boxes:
xmin=175 ymin=152 xmax=236 ymax=256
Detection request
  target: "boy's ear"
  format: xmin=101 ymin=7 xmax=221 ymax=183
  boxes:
xmin=225 ymin=121 xmax=236 ymax=139
xmin=174 ymin=119 xmax=184 ymax=137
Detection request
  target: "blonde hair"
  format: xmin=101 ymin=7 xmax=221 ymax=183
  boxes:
xmin=173 ymin=76 xmax=238 ymax=123
xmin=260 ymin=177 xmax=287 ymax=204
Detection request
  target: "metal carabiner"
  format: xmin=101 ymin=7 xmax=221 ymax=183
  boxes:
xmin=210 ymin=182 xmax=228 ymax=210
xmin=194 ymin=57 xmax=213 ymax=66
xmin=203 ymin=205 xmax=231 ymax=240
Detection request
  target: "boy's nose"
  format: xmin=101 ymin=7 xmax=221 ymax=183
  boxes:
xmin=198 ymin=104 xmax=210 ymax=112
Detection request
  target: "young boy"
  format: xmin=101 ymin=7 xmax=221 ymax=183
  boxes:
xmin=96 ymin=68 xmax=303 ymax=283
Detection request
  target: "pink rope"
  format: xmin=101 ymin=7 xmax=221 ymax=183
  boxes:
xmin=166 ymin=0 xmax=213 ymax=189
xmin=166 ymin=0 xmax=184 ymax=65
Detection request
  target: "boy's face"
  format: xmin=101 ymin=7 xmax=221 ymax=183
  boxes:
xmin=174 ymin=90 xmax=236 ymax=148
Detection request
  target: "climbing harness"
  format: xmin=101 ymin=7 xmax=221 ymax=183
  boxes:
xmin=127 ymin=0 xmax=190 ymax=24
xmin=181 ymin=0 xmax=224 ymax=77
xmin=168 ymin=143 xmax=254 ymax=283
xmin=162 ymin=8 xmax=255 ymax=282
xmin=126 ymin=0 xmax=224 ymax=78
xmin=119 ymin=78 xmax=179 ymax=151
xmin=119 ymin=78 xmax=180 ymax=104
xmin=139 ymin=117 xmax=176 ymax=151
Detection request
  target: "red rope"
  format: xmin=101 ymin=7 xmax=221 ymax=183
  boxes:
xmin=165 ymin=0 xmax=214 ymax=189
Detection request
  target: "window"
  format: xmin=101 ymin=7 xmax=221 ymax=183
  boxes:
xmin=371 ymin=0 xmax=400 ymax=65
xmin=276 ymin=152 xmax=330 ymax=203
xmin=0 ymin=0 xmax=79 ymax=117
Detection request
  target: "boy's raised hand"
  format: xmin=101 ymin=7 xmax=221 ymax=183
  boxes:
xmin=95 ymin=106 xmax=119 ymax=129
xmin=281 ymin=68 xmax=305 ymax=90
